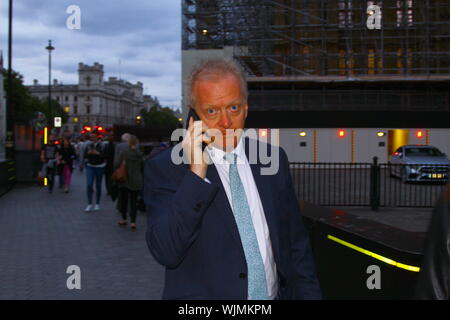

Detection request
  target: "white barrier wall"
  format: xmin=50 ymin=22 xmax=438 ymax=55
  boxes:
xmin=279 ymin=129 xmax=314 ymax=162
xmin=428 ymin=129 xmax=450 ymax=156
xmin=279 ymin=128 xmax=450 ymax=163
xmin=353 ymin=129 xmax=388 ymax=163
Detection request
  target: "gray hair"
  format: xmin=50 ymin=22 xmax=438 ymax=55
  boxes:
xmin=185 ymin=58 xmax=248 ymax=109
xmin=121 ymin=133 xmax=130 ymax=142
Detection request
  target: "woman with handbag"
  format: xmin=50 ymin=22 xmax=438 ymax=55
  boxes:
xmin=114 ymin=135 xmax=143 ymax=230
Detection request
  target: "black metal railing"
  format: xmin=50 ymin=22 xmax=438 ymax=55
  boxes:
xmin=290 ymin=158 xmax=449 ymax=209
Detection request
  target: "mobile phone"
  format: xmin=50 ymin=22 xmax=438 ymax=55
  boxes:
xmin=186 ymin=108 xmax=208 ymax=151
xmin=186 ymin=108 xmax=200 ymax=128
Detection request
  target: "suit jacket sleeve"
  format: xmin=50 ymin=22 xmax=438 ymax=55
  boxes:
xmin=279 ymin=148 xmax=322 ymax=299
xmin=144 ymin=157 xmax=220 ymax=268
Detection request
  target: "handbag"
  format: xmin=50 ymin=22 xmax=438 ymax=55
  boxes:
xmin=112 ymin=160 xmax=127 ymax=182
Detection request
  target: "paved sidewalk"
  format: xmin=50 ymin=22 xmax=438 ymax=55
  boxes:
xmin=0 ymin=169 xmax=164 ymax=300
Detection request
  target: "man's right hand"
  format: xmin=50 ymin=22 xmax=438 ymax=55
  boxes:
xmin=183 ymin=117 xmax=212 ymax=179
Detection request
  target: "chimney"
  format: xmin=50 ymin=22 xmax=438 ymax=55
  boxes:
xmin=53 ymin=79 xmax=58 ymax=85
xmin=33 ymin=79 xmax=38 ymax=85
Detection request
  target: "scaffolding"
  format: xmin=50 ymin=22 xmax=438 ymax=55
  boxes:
xmin=182 ymin=0 xmax=450 ymax=78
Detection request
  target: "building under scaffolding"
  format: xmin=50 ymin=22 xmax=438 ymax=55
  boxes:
xmin=182 ymin=0 xmax=450 ymax=115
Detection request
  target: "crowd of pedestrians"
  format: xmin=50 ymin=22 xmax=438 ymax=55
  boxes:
xmin=39 ymin=131 xmax=160 ymax=231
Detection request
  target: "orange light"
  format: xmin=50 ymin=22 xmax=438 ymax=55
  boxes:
xmin=54 ymin=140 xmax=60 ymax=145
xmin=260 ymin=129 xmax=267 ymax=137
xmin=416 ymin=130 xmax=423 ymax=138
xmin=85 ymin=126 xmax=92 ymax=132
xmin=98 ymin=126 xmax=103 ymax=131
xmin=338 ymin=130 xmax=346 ymax=138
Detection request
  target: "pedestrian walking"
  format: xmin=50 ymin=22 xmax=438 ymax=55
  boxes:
xmin=103 ymin=134 xmax=116 ymax=197
xmin=77 ymin=135 xmax=89 ymax=172
xmin=115 ymin=135 xmax=143 ymax=230
xmin=40 ymin=135 xmax=60 ymax=193
xmin=113 ymin=133 xmax=130 ymax=212
xmin=84 ymin=132 xmax=106 ymax=212
xmin=57 ymin=137 xmax=76 ymax=193
xmin=56 ymin=137 xmax=65 ymax=189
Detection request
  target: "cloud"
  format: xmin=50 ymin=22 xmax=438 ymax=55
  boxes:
xmin=0 ymin=0 xmax=181 ymax=110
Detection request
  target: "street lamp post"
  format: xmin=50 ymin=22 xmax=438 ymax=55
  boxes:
xmin=5 ymin=0 xmax=14 ymax=159
xmin=45 ymin=40 xmax=54 ymax=131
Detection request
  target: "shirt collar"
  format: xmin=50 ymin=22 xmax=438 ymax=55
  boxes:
xmin=206 ymin=136 xmax=246 ymax=165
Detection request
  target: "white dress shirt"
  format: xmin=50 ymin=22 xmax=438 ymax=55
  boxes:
xmin=205 ymin=139 xmax=278 ymax=299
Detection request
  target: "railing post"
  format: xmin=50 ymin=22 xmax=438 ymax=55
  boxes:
xmin=370 ymin=156 xmax=380 ymax=211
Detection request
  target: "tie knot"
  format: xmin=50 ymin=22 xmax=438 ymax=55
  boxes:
xmin=223 ymin=153 xmax=237 ymax=164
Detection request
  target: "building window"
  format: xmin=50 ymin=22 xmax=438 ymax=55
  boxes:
xmin=74 ymin=96 xmax=78 ymax=102
xmin=338 ymin=0 xmax=353 ymax=28
xmin=56 ymin=96 xmax=60 ymax=101
xmin=65 ymin=96 xmax=69 ymax=102
xmin=86 ymin=76 xmax=91 ymax=87
xmin=86 ymin=105 xmax=91 ymax=114
xmin=397 ymin=0 xmax=413 ymax=27
xmin=86 ymin=96 xmax=91 ymax=101
xmin=74 ymin=105 xmax=78 ymax=114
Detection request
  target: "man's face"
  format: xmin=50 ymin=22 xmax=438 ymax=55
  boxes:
xmin=192 ymin=73 xmax=248 ymax=151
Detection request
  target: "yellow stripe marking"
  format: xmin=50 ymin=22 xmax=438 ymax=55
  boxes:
xmin=327 ymin=235 xmax=420 ymax=272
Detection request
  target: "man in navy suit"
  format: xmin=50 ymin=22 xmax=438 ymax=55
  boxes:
xmin=144 ymin=58 xmax=321 ymax=300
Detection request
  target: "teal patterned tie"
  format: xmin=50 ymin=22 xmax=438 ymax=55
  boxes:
xmin=225 ymin=153 xmax=269 ymax=300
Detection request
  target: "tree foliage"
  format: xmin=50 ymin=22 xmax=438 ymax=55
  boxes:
xmin=140 ymin=106 xmax=179 ymax=132
xmin=2 ymin=69 xmax=68 ymax=124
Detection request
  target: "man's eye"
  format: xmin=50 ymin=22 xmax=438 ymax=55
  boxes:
xmin=207 ymin=109 xmax=216 ymax=115
xmin=230 ymin=105 xmax=239 ymax=111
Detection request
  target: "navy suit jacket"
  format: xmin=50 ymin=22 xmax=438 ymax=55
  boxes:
xmin=144 ymin=139 xmax=322 ymax=300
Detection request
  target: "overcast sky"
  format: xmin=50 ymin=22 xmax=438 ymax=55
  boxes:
xmin=0 ymin=0 xmax=181 ymax=110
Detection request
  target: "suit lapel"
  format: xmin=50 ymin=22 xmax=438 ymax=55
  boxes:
xmin=205 ymin=163 xmax=245 ymax=254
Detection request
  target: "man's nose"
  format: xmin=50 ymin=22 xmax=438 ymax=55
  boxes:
xmin=219 ymin=112 xmax=231 ymax=128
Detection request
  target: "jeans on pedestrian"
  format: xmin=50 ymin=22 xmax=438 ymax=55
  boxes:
xmin=86 ymin=165 xmax=104 ymax=205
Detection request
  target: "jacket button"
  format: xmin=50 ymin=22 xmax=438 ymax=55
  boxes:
xmin=239 ymin=273 xmax=247 ymax=279
xmin=194 ymin=200 xmax=204 ymax=212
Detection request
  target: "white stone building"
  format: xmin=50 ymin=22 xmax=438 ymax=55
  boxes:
xmin=27 ymin=62 xmax=157 ymax=133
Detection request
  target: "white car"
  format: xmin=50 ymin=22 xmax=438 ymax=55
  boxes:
xmin=389 ymin=145 xmax=450 ymax=182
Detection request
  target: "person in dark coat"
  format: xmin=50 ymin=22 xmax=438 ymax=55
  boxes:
xmin=115 ymin=135 xmax=143 ymax=230
xmin=103 ymin=134 xmax=116 ymax=197
xmin=57 ymin=137 xmax=76 ymax=193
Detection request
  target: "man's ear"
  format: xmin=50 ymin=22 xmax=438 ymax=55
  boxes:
xmin=244 ymin=103 xmax=248 ymax=119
